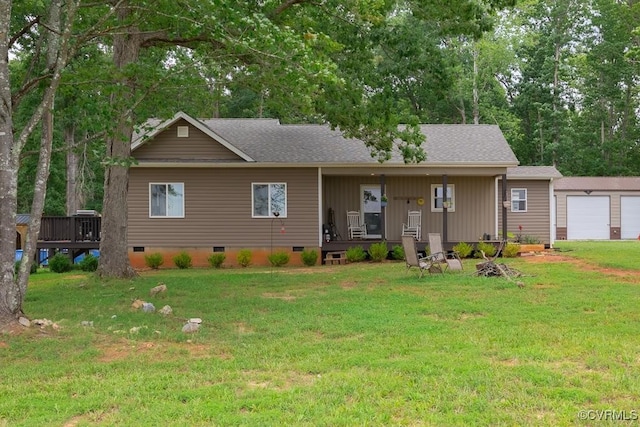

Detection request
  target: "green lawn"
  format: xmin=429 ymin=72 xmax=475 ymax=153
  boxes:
xmin=1 ymin=241 xmax=640 ymax=426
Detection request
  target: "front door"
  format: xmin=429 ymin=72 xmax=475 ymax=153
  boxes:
xmin=361 ymin=185 xmax=382 ymax=238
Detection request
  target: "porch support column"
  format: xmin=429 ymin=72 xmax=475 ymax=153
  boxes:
xmin=442 ymin=174 xmax=448 ymax=244
xmin=501 ymin=173 xmax=508 ymax=241
xmin=380 ymin=174 xmax=386 ymax=240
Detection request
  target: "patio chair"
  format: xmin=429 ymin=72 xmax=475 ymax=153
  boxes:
xmin=347 ymin=210 xmax=367 ymax=239
xmin=427 ymin=233 xmax=463 ymax=271
xmin=402 ymin=236 xmax=442 ymax=277
xmin=401 ymin=210 xmax=422 ymax=241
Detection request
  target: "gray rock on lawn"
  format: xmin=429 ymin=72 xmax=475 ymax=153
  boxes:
xmin=159 ymin=305 xmax=173 ymax=315
xmin=149 ymin=283 xmax=167 ymax=297
xmin=182 ymin=318 xmax=202 ymax=333
xmin=142 ymin=302 xmax=156 ymax=313
xmin=18 ymin=317 xmax=30 ymax=327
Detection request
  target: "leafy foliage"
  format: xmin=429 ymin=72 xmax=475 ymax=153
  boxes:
xmin=78 ymin=254 xmax=99 ymax=272
xmin=49 ymin=253 xmax=72 ymax=273
xmin=301 ymin=249 xmax=318 ymax=267
xmin=144 ymin=253 xmax=164 ymax=270
xmin=368 ymin=242 xmax=389 ymax=262
xmin=173 ymin=252 xmax=193 ymax=269
xmin=268 ymin=251 xmax=290 ymax=267
xmin=237 ymin=249 xmax=252 ymax=268
xmin=474 ymin=241 xmax=497 ymax=259
xmin=452 ymin=242 xmax=474 ymax=258
xmin=391 ymin=245 xmax=405 ymax=261
xmin=346 ymin=246 xmax=367 ymax=263
xmin=207 ymin=253 xmax=226 ymax=269
xmin=502 ymin=242 xmax=520 ymax=258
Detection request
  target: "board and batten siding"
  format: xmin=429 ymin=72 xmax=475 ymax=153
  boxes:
xmin=323 ymin=175 xmax=496 ymax=242
xmin=128 ymin=167 xmax=319 ymax=248
xmin=498 ymin=180 xmax=551 ymax=245
xmin=133 ymin=119 xmax=243 ymax=161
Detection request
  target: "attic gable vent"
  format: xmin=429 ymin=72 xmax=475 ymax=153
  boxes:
xmin=177 ymin=126 xmax=189 ymax=137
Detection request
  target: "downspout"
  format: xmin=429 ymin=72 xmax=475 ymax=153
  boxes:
xmin=502 ymin=173 xmax=508 ymax=241
xmin=442 ymin=174 xmax=448 ymax=243
xmin=494 ymin=177 xmax=499 ymax=239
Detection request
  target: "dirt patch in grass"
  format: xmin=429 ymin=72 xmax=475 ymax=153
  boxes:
xmin=261 ymin=292 xmax=297 ymax=301
xmin=96 ymin=339 xmax=218 ymax=362
xmin=521 ymin=252 xmax=640 ymax=282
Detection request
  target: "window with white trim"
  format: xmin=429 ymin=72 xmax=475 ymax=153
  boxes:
xmin=511 ymin=188 xmax=527 ymax=212
xmin=431 ymin=184 xmax=455 ymax=212
xmin=150 ymin=183 xmax=184 ymax=217
xmin=252 ymin=183 xmax=287 ymax=217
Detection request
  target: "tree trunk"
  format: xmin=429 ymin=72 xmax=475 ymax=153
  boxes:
xmin=66 ymin=125 xmax=78 ymax=215
xmin=0 ymin=1 xmax=19 ymax=327
xmin=96 ymin=3 xmax=140 ymax=279
xmin=0 ymin=0 xmax=77 ymax=328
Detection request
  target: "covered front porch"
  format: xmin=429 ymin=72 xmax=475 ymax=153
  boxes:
xmin=320 ymin=168 xmax=510 ymax=252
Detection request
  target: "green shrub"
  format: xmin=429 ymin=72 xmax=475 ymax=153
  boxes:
xmin=474 ymin=241 xmax=497 ymax=259
xmin=49 ymin=253 xmax=72 ymax=273
xmin=346 ymin=246 xmax=367 ymax=263
xmin=144 ymin=253 xmax=164 ymax=270
xmin=237 ymin=249 xmax=252 ymax=267
xmin=268 ymin=251 xmax=290 ymax=267
xmin=452 ymin=242 xmax=474 ymax=258
xmin=78 ymin=254 xmax=99 ymax=272
xmin=502 ymin=242 xmax=520 ymax=258
xmin=14 ymin=260 xmax=37 ymax=275
xmin=207 ymin=253 xmax=226 ymax=268
xmin=173 ymin=252 xmax=193 ymax=269
xmin=391 ymin=245 xmax=404 ymax=260
xmin=521 ymin=235 xmax=541 ymax=244
xmin=368 ymin=242 xmax=388 ymax=262
xmin=300 ymin=249 xmax=318 ymax=266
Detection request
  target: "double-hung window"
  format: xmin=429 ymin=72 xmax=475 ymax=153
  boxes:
xmin=150 ymin=183 xmax=184 ymax=218
xmin=252 ymin=183 xmax=287 ymax=217
xmin=511 ymin=189 xmax=527 ymax=212
xmin=431 ymin=184 xmax=455 ymax=212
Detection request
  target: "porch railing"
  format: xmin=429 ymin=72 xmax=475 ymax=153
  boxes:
xmin=39 ymin=216 xmax=101 ymax=242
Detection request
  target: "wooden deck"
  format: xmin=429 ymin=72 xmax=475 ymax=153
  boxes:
xmin=36 ymin=216 xmax=101 ymax=263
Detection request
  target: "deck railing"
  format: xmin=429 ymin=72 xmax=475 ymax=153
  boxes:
xmin=39 ymin=216 xmax=101 ymax=242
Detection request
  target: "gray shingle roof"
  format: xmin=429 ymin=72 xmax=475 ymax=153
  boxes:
xmin=555 ymin=177 xmax=640 ymax=191
xmin=201 ymin=120 xmax=518 ymax=165
xmin=133 ymin=113 xmax=519 ymax=166
xmin=507 ymin=166 xmax=563 ymax=179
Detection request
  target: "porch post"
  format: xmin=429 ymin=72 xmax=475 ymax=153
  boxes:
xmin=380 ymin=174 xmax=386 ymax=240
xmin=442 ymin=174 xmax=448 ymax=244
xmin=502 ymin=173 xmax=508 ymax=241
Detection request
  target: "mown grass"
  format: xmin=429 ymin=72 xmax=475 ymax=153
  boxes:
xmin=1 ymin=241 xmax=640 ymax=426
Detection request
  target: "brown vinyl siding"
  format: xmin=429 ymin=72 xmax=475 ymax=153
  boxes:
xmin=128 ymin=167 xmax=319 ymax=248
xmin=499 ymin=180 xmax=551 ymax=244
xmin=323 ymin=175 xmax=496 ymax=242
xmin=133 ymin=119 xmax=244 ymax=161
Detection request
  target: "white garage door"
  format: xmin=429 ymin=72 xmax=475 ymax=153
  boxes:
xmin=567 ymin=196 xmax=610 ymax=240
xmin=621 ymin=196 xmax=640 ymax=239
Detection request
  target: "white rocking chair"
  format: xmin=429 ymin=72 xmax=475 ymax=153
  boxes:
xmin=402 ymin=210 xmax=422 ymax=241
xmin=347 ymin=211 xmax=367 ymax=239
